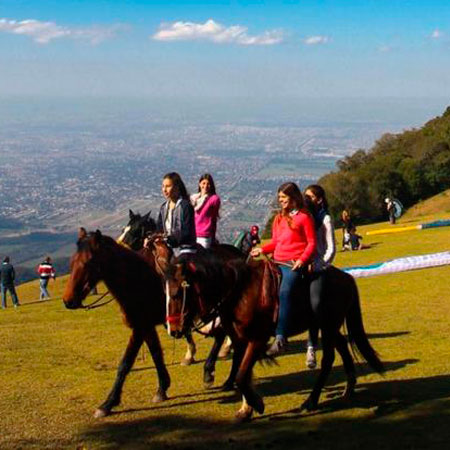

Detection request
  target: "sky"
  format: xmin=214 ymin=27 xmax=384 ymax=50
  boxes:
xmin=1 ymin=0 xmax=450 ymax=100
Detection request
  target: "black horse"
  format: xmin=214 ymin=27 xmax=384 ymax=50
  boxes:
xmin=117 ymin=209 xmax=236 ymax=387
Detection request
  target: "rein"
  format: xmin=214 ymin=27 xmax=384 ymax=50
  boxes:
xmin=83 ymin=290 xmax=115 ymax=311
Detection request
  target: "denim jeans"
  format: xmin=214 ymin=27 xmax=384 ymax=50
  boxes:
xmin=40 ymin=278 xmax=50 ymax=299
xmin=1 ymin=284 xmax=19 ymax=308
xmin=307 ymin=271 xmax=327 ymax=348
xmin=276 ymin=265 xmax=303 ymax=337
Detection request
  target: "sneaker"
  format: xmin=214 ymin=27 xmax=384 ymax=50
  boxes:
xmin=267 ymin=336 xmax=287 ymax=357
xmin=306 ymin=346 xmax=317 ymax=369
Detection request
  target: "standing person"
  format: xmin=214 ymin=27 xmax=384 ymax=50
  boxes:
xmin=385 ymin=198 xmax=396 ymax=225
xmin=304 ymin=185 xmax=336 ymax=369
xmin=37 ymin=256 xmax=56 ymax=300
xmin=251 ymin=182 xmax=316 ymax=356
xmin=157 ymin=172 xmax=196 ymax=257
xmin=190 ymin=174 xmax=221 ymax=249
xmin=0 ymin=256 xmax=20 ymax=309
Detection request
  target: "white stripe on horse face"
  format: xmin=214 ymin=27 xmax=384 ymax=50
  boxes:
xmin=117 ymin=225 xmax=131 ymax=243
xmin=165 ymin=280 xmax=171 ymax=336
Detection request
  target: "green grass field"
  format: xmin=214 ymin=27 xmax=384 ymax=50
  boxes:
xmin=1 ymin=212 xmax=449 ymax=449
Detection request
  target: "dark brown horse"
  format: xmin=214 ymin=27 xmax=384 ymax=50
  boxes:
xmin=63 ymin=228 xmax=171 ymax=418
xmin=165 ymin=254 xmax=385 ymax=421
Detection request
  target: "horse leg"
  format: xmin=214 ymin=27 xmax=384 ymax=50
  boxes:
xmin=94 ymin=329 xmax=143 ymax=418
xmin=235 ymin=341 xmax=265 ymax=422
xmin=335 ymin=331 xmax=356 ymax=400
xmin=181 ymin=330 xmax=196 ymax=366
xmin=144 ymin=327 xmax=171 ymax=403
xmin=222 ymin=340 xmax=245 ymax=391
xmin=204 ymin=328 xmax=226 ymax=388
xmin=301 ymin=330 xmax=336 ymax=411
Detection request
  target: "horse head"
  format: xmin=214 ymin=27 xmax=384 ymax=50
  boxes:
xmin=117 ymin=209 xmax=156 ymax=250
xmin=63 ymin=228 xmax=105 ymax=309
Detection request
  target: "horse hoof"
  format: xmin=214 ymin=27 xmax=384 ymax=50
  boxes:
xmin=253 ymin=397 xmax=265 ymax=415
xmin=94 ymin=408 xmax=110 ymax=418
xmin=152 ymin=390 xmax=168 ymax=403
xmin=204 ymin=378 xmax=215 ymax=389
xmin=234 ymin=409 xmax=253 ymax=423
xmin=180 ymin=357 xmax=195 ymax=366
xmin=221 ymin=382 xmax=235 ymax=392
xmin=300 ymin=397 xmax=318 ymax=412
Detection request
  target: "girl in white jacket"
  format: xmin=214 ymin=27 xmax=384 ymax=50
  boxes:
xmin=304 ymin=184 xmax=336 ymax=369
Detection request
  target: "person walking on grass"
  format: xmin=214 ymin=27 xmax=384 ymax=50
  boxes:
xmin=1 ymin=256 xmax=20 ymax=309
xmin=251 ymin=182 xmax=316 ymax=356
xmin=304 ymin=184 xmax=336 ymax=369
xmin=37 ymin=256 xmax=56 ymax=300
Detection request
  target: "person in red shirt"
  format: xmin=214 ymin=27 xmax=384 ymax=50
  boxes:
xmin=37 ymin=256 xmax=56 ymax=300
xmin=251 ymin=182 xmax=316 ymax=356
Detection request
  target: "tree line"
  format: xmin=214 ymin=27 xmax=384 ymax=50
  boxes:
xmin=318 ymin=106 xmax=450 ymax=224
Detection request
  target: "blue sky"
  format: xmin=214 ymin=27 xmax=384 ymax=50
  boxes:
xmin=1 ymin=1 xmax=449 ymax=99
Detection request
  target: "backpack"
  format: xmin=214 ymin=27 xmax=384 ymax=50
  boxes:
xmin=232 ymin=230 xmax=246 ymax=250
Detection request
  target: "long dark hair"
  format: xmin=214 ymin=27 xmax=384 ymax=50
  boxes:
xmin=305 ymin=184 xmax=329 ymax=211
xmin=198 ymin=173 xmax=217 ymax=195
xmin=276 ymin=182 xmax=306 ymax=228
xmin=163 ymin=172 xmax=189 ymax=200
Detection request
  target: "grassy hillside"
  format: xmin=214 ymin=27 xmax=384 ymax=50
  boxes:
xmin=1 ymin=213 xmax=449 ymax=449
xmin=402 ymin=189 xmax=450 ymax=220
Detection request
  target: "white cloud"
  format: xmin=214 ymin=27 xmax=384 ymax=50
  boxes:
xmin=303 ymin=35 xmax=330 ymax=45
xmin=430 ymin=29 xmax=444 ymax=40
xmin=0 ymin=18 xmax=123 ymax=44
xmin=153 ymin=19 xmax=283 ymax=46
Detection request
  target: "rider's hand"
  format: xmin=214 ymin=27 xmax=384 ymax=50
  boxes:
xmin=250 ymin=247 xmax=262 ymax=257
xmin=292 ymin=259 xmax=303 ymax=271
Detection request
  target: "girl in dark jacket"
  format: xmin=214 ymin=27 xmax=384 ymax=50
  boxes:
xmin=157 ymin=172 xmax=196 ymax=257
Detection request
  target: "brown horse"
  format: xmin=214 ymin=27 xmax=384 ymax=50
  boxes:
xmin=117 ymin=209 xmax=244 ymax=388
xmin=165 ymin=254 xmax=385 ymax=421
xmin=63 ymin=228 xmax=171 ymax=418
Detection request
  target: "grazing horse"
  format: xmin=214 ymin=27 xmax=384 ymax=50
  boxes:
xmin=165 ymin=254 xmax=385 ymax=421
xmin=117 ymin=209 xmax=242 ymax=387
xmin=117 ymin=209 xmax=197 ymax=366
xmin=63 ymin=228 xmax=171 ymax=418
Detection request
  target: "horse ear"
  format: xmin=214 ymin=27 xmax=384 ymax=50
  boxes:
xmin=143 ymin=211 xmax=151 ymax=221
xmin=129 ymin=209 xmax=134 ymax=219
xmin=78 ymin=227 xmax=87 ymax=239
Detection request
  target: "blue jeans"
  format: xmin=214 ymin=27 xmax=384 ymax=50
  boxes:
xmin=40 ymin=278 xmax=50 ymax=299
xmin=1 ymin=284 xmax=19 ymax=308
xmin=276 ymin=265 xmax=303 ymax=337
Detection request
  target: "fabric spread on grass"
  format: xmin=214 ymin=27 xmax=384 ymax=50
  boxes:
xmin=366 ymin=219 xmax=450 ymax=236
xmin=342 ymin=251 xmax=450 ymax=278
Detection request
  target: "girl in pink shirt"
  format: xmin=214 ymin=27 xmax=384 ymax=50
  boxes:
xmin=190 ymin=174 xmax=221 ymax=249
xmin=251 ymin=182 xmax=316 ymax=356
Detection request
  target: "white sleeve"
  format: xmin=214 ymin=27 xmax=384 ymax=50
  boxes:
xmin=322 ymin=215 xmax=336 ymax=265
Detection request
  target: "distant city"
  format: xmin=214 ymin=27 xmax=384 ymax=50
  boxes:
xmin=0 ymin=97 xmax=443 ymax=278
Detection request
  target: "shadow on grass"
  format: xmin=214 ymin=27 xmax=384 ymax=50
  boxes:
xmin=69 ymin=374 xmax=450 ymax=450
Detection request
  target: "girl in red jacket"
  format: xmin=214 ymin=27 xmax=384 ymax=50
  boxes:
xmin=251 ymin=182 xmax=316 ymax=356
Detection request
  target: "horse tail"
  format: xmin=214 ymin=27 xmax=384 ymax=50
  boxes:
xmin=346 ymin=278 xmax=385 ymax=374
